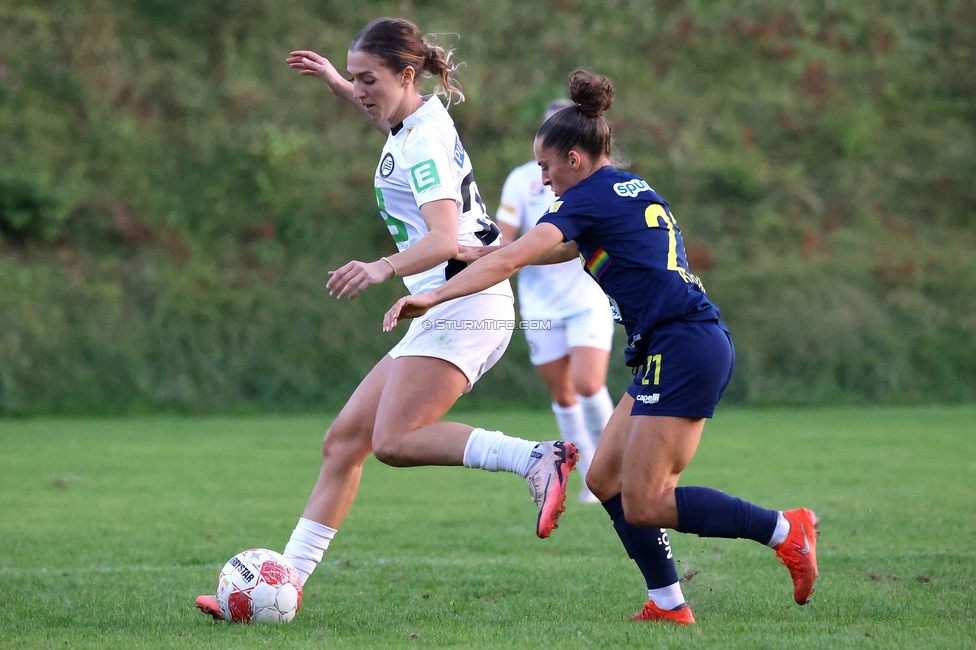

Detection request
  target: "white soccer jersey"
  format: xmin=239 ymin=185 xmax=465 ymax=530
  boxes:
xmin=374 ymin=97 xmax=512 ymax=299
xmin=496 ymin=161 xmax=610 ymax=320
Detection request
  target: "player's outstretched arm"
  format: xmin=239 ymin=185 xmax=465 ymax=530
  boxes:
xmin=456 ymin=238 xmax=577 ymax=265
xmin=286 ymin=50 xmax=392 ymax=134
xmin=532 ymin=240 xmax=580 ymax=265
xmin=383 ymin=222 xmax=569 ymax=330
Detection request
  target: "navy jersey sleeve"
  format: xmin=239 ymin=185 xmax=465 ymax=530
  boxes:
xmin=537 ymin=190 xmax=598 ymax=243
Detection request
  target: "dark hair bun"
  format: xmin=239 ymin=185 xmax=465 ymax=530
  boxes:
xmin=569 ymin=70 xmax=614 ymax=118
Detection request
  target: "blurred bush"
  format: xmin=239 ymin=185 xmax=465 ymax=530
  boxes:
xmin=0 ymin=0 xmax=973 ymax=414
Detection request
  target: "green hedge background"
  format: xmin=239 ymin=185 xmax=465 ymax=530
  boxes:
xmin=1 ymin=0 xmax=974 ymax=414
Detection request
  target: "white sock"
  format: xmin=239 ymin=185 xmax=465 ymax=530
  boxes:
xmin=767 ymin=512 xmax=790 ymax=547
xmin=648 ymin=582 xmax=686 ymax=610
xmin=283 ymin=517 xmax=337 ymax=585
xmin=551 ymin=402 xmax=594 ymax=477
xmin=578 ymin=387 xmax=614 ymax=446
xmin=463 ymin=428 xmax=540 ymax=477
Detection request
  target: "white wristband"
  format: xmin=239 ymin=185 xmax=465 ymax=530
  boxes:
xmin=380 ymin=256 xmax=398 ymax=277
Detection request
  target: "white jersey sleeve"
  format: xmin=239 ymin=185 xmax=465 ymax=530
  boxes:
xmin=399 ymin=123 xmax=462 ymax=208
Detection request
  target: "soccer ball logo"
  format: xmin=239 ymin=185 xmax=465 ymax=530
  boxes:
xmin=215 ymin=548 xmax=302 ymax=623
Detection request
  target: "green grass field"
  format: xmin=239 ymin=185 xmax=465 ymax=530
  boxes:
xmin=1 ymin=406 xmax=974 ymax=648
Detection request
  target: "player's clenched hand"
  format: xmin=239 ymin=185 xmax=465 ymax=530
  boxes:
xmin=287 ymin=50 xmax=344 ymax=86
xmin=327 ymin=260 xmax=393 ymax=300
xmin=383 ymin=295 xmax=435 ymax=331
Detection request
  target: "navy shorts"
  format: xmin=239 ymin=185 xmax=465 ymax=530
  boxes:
xmin=627 ymin=318 xmax=735 ymax=419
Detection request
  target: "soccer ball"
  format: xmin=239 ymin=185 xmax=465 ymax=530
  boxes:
xmin=214 ymin=548 xmax=303 ymax=624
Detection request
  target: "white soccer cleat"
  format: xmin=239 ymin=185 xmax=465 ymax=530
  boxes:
xmin=525 ymin=440 xmax=578 ymax=538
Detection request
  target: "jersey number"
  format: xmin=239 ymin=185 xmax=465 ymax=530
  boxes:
xmin=376 ymin=188 xmax=409 ymax=245
xmin=644 ymin=204 xmax=703 ymax=290
xmin=461 ymin=171 xmax=499 ymax=245
xmin=460 ymin=171 xmax=486 ymax=214
xmin=641 ymin=353 xmax=662 ymax=386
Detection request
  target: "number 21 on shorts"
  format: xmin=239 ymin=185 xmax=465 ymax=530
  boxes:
xmin=641 ymin=353 xmax=662 ymax=386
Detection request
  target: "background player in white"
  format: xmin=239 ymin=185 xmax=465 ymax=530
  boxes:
xmin=494 ymin=99 xmax=616 ymax=503
xmin=195 ymin=17 xmax=577 ymax=619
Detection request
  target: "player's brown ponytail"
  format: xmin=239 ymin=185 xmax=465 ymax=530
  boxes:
xmin=421 ymin=39 xmax=464 ymax=103
xmin=537 ymin=69 xmax=614 ymax=158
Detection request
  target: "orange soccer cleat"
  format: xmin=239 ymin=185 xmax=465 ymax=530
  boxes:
xmin=774 ymin=508 xmax=820 ymax=604
xmin=195 ymin=595 xmax=224 ymax=621
xmin=631 ymin=600 xmax=696 ymax=625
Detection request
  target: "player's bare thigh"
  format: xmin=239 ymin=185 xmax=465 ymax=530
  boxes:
xmin=302 ymin=354 xmax=395 ymax=527
xmin=371 ymin=355 xmax=473 ymax=466
xmin=537 ymin=346 xmax=611 ymax=406
xmin=568 ymin=345 xmax=611 ymax=397
xmin=321 ymin=354 xmax=394 ymax=458
xmin=585 ymin=392 xmax=636 ymax=499
xmin=535 ymin=355 xmax=575 ymax=406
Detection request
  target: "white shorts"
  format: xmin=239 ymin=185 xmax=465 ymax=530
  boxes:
xmin=388 ymin=293 xmax=514 ymax=393
xmin=524 ymin=305 xmax=615 ymax=366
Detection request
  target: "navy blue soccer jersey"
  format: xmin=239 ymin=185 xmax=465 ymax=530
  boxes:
xmin=538 ymin=166 xmax=719 ymax=365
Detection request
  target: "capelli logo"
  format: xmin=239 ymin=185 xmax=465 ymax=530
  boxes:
xmin=613 ymin=179 xmax=651 ymax=197
xmin=380 ymin=153 xmax=395 ymax=178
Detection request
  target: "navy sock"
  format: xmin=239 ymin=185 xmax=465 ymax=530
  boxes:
xmin=674 ymin=486 xmax=777 ymax=543
xmin=602 ymin=493 xmax=679 ymax=590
